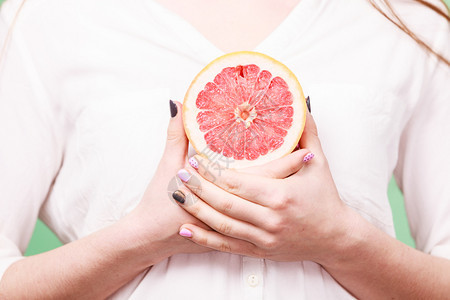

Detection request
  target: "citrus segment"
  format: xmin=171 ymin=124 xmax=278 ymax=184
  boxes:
xmin=183 ymin=51 xmax=306 ymax=168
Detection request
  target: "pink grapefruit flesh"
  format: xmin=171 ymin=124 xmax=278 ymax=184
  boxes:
xmin=183 ymin=51 xmax=306 ymax=169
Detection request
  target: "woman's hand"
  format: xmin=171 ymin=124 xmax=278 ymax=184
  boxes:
xmin=122 ymin=100 xmax=210 ymax=265
xmin=173 ymin=111 xmax=357 ymax=264
xmin=0 ymin=101 xmax=211 ymax=300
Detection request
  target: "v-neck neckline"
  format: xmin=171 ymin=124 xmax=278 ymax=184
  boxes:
xmin=143 ymin=0 xmax=325 ymax=62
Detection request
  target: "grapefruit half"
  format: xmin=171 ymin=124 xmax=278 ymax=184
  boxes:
xmin=183 ymin=51 xmax=306 ymax=169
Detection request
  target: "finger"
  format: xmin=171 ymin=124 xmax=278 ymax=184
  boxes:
xmin=178 ymin=225 xmax=261 ymax=257
xmin=188 ymin=155 xmax=275 ymax=206
xmin=177 ymin=168 xmax=269 ymax=227
xmin=241 ymin=148 xmax=314 ymax=179
xmin=299 ymin=111 xmax=324 ymax=161
xmin=172 ymin=188 xmax=265 ymax=243
xmin=161 ymin=100 xmax=188 ymax=168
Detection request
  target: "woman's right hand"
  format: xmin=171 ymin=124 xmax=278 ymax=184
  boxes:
xmin=122 ymin=100 xmax=211 ymax=265
xmin=0 ymin=100 xmax=209 ymax=300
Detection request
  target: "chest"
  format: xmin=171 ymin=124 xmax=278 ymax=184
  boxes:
xmin=42 ymin=1 xmax=416 ymax=240
xmin=153 ymin=0 xmax=301 ymax=53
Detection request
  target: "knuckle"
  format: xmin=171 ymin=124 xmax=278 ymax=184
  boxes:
xmin=166 ymin=130 xmax=183 ymax=144
xmin=198 ymin=235 xmax=209 ymax=246
xmin=188 ymin=202 xmax=201 ymax=217
xmin=304 ymin=127 xmax=318 ymax=139
xmin=187 ymin=176 xmax=203 ymax=197
xmin=217 ymin=222 xmax=233 ymax=235
xmin=272 ymin=192 xmax=290 ymax=210
xmin=261 ymin=236 xmax=278 ymax=250
xmin=222 ymin=173 xmax=241 ymax=194
xmin=250 ymin=247 xmax=267 ymax=259
xmin=219 ymin=198 xmax=234 ymax=213
xmin=192 ymin=185 xmax=203 ymax=198
xmin=218 ymin=241 xmax=232 ymax=253
xmin=265 ymin=215 xmax=284 ymax=233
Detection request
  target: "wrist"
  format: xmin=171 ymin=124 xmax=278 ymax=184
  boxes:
xmin=317 ymin=204 xmax=372 ymax=270
xmin=116 ymin=211 xmax=175 ymax=267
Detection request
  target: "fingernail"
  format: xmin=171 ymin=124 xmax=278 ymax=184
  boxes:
xmin=179 ymin=228 xmax=192 ymax=238
xmin=170 ymin=100 xmax=178 ymax=118
xmin=303 ymin=152 xmax=314 ymax=162
xmin=189 ymin=156 xmax=199 ymax=169
xmin=306 ymin=96 xmax=311 ymax=113
xmin=172 ymin=190 xmax=185 ymax=204
xmin=177 ymin=169 xmax=191 ymax=183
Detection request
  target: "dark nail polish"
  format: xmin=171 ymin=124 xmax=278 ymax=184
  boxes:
xmin=170 ymin=100 xmax=178 ymax=118
xmin=306 ymin=96 xmax=311 ymax=113
xmin=172 ymin=190 xmax=185 ymax=204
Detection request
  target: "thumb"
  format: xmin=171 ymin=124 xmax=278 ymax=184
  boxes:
xmin=299 ymin=108 xmax=323 ymax=159
xmin=161 ymin=100 xmax=189 ymax=167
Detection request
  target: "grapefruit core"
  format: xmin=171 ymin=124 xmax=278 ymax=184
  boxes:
xmin=183 ymin=51 xmax=306 ymax=169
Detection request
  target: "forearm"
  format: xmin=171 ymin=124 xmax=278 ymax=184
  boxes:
xmin=0 ymin=217 xmax=161 ymax=299
xmin=322 ymin=207 xmax=450 ymax=299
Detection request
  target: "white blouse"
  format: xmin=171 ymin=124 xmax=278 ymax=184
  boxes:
xmin=0 ymin=0 xmax=449 ymax=299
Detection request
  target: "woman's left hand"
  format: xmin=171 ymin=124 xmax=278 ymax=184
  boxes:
xmin=174 ymin=112 xmax=357 ymax=264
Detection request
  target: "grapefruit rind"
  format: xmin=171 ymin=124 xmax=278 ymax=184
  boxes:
xmin=183 ymin=51 xmax=306 ymax=169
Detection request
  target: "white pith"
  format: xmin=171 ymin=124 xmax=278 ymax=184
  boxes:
xmin=183 ymin=52 xmax=306 ymax=169
xmin=234 ymin=101 xmax=257 ymax=128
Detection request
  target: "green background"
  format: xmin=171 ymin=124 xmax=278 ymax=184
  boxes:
xmin=1 ymin=0 xmax=449 ymax=255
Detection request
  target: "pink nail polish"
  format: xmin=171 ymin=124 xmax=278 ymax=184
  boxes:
xmin=189 ymin=157 xmax=199 ymax=169
xmin=179 ymin=228 xmax=192 ymax=238
xmin=303 ymin=153 xmax=314 ymax=162
xmin=177 ymin=169 xmax=191 ymax=183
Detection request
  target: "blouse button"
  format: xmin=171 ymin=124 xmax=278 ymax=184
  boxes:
xmin=247 ymin=274 xmax=259 ymax=287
